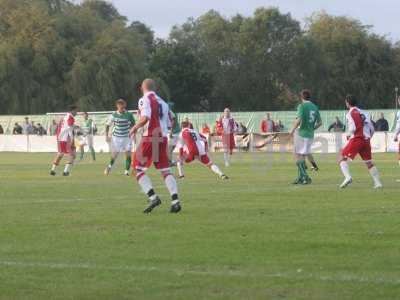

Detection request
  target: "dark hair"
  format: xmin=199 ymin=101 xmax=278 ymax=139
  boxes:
xmin=301 ymin=89 xmax=311 ymax=100
xmin=83 ymin=112 xmax=89 ymax=115
xmin=69 ymin=105 xmax=78 ymax=111
xmin=345 ymin=95 xmax=357 ymax=107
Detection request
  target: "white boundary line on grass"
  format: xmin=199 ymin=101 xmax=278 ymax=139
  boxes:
xmin=1 ymin=180 xmax=397 ymax=206
xmin=0 ymin=260 xmax=399 ymax=286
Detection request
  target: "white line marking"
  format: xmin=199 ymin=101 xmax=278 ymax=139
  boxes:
xmin=0 ymin=260 xmax=399 ymax=285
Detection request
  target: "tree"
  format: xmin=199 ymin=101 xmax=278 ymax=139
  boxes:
xmin=305 ymin=12 xmax=399 ymax=108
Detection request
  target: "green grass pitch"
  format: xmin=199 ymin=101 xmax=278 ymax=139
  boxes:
xmin=0 ymin=152 xmax=400 ymax=300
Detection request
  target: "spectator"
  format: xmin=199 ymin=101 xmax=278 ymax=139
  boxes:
xmin=237 ymin=122 xmax=247 ymax=135
xmin=0 ymin=124 xmax=3 ymax=134
xmin=22 ymin=117 xmax=33 ymax=134
xmin=36 ymin=123 xmax=47 ymax=136
xmin=261 ymin=113 xmax=275 ymax=133
xmin=31 ymin=121 xmax=38 ymax=134
xmin=275 ymin=120 xmax=285 ymax=132
xmin=201 ymin=123 xmax=211 ymax=136
xmin=49 ymin=119 xmax=58 ymax=135
xmin=375 ymin=113 xmax=389 ymax=131
xmin=213 ymin=117 xmax=223 ymax=136
xmin=328 ymin=117 xmax=345 ymax=132
xmin=13 ymin=123 xmax=23 ymax=134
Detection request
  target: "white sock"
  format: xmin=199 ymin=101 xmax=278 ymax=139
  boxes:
xmin=340 ymin=161 xmax=351 ymax=179
xmin=164 ymin=174 xmax=178 ymax=197
xmin=138 ymin=174 xmax=154 ymax=196
xmin=369 ymin=166 xmax=382 ymax=186
xmin=224 ymin=152 xmax=230 ymax=166
xmin=177 ymin=161 xmax=184 ymax=177
xmin=51 ymin=164 xmax=57 ymax=171
xmin=64 ymin=163 xmax=72 ymax=173
xmin=210 ymin=164 xmax=223 ymax=176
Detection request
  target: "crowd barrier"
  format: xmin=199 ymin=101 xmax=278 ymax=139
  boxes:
xmin=0 ymin=133 xmax=398 ymax=153
xmin=0 ymin=109 xmax=399 ymax=135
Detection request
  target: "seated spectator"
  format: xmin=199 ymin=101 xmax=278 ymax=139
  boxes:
xmin=13 ymin=123 xmax=23 ymax=134
xmin=0 ymin=124 xmax=4 ymax=134
xmin=275 ymin=120 xmax=284 ymax=132
xmin=49 ymin=119 xmax=58 ymax=136
xmin=201 ymin=123 xmax=211 ymax=136
xmin=260 ymin=113 xmax=275 ymax=133
xmin=36 ymin=123 xmax=47 ymax=136
xmin=236 ymin=122 xmax=247 ymax=135
xmin=375 ymin=113 xmax=389 ymax=131
xmin=328 ymin=117 xmax=345 ymax=132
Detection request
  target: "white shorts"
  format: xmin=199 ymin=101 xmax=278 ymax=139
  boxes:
xmin=80 ymin=135 xmax=94 ymax=147
xmin=111 ymin=136 xmax=132 ymax=153
xmin=294 ymin=133 xmax=313 ymax=155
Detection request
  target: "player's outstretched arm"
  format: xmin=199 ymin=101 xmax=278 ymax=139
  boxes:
xmin=130 ymin=116 xmax=149 ymax=137
xmin=289 ymin=118 xmax=301 ymax=135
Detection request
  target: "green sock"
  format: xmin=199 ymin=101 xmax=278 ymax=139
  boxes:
xmin=296 ymin=161 xmax=303 ymax=179
xmin=296 ymin=160 xmax=307 ymax=179
xmin=90 ymin=147 xmax=96 ymax=161
xmin=80 ymin=148 xmax=84 ymax=160
xmin=109 ymin=158 xmax=115 ymax=166
xmin=300 ymin=161 xmax=309 ymax=178
xmin=125 ymin=157 xmax=132 ymax=171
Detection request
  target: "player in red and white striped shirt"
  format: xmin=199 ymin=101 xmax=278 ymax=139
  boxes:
xmin=339 ymin=95 xmax=382 ymax=189
xmin=176 ymin=122 xmax=228 ymax=180
xmin=50 ymin=105 xmax=78 ymax=176
xmin=221 ymin=108 xmax=237 ymax=167
xmin=131 ymin=79 xmax=181 ymax=213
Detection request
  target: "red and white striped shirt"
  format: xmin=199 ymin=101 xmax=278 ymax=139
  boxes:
xmin=138 ymin=92 xmax=169 ymax=137
xmin=222 ymin=117 xmax=237 ymax=134
xmin=346 ymin=107 xmax=374 ymax=140
xmin=177 ymin=127 xmax=208 ymax=156
xmin=56 ymin=113 xmax=75 ymax=142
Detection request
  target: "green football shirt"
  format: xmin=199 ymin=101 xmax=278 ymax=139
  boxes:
xmin=296 ymin=101 xmax=321 ymax=138
xmin=170 ymin=111 xmax=181 ymax=135
xmin=81 ymin=119 xmax=94 ymax=136
xmin=107 ymin=111 xmax=135 ymax=138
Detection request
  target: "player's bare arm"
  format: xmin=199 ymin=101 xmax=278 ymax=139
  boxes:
xmin=105 ymin=124 xmax=111 ymax=142
xmin=394 ymin=123 xmax=400 ymax=142
xmin=289 ymin=118 xmax=301 ymax=136
xmin=314 ymin=119 xmax=322 ymax=130
xmin=130 ymin=116 xmax=149 ymax=136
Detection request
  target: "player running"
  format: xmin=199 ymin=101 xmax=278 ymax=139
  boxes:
xmin=221 ymin=108 xmax=237 ymax=167
xmin=289 ymin=90 xmax=322 ymax=185
xmin=50 ymin=105 xmax=78 ymax=176
xmin=104 ymin=99 xmax=135 ymax=176
xmin=339 ymin=95 xmax=383 ymax=189
xmin=131 ymin=79 xmax=181 ymax=214
xmin=394 ymin=98 xmax=400 ymax=166
xmin=79 ymin=112 xmax=96 ymax=162
xmin=176 ymin=121 xmax=228 ymax=180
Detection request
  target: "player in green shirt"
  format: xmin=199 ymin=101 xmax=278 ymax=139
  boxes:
xmin=79 ymin=112 xmax=96 ymax=161
xmin=104 ymin=99 xmax=135 ymax=176
xmin=289 ymin=90 xmax=322 ymax=185
xmin=168 ymin=106 xmax=181 ymax=164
